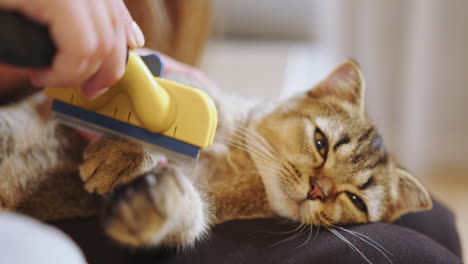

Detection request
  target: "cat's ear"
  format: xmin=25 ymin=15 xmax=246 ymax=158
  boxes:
xmin=308 ymin=60 xmax=365 ymax=111
xmin=385 ymin=167 xmax=432 ymax=221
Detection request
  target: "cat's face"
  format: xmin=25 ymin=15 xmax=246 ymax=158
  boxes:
xmin=251 ymin=61 xmax=432 ymax=226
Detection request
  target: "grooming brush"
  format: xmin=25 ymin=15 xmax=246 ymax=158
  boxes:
xmin=0 ymin=10 xmax=218 ymax=162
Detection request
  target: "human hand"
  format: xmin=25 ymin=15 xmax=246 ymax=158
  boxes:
xmin=0 ymin=0 xmax=145 ymax=99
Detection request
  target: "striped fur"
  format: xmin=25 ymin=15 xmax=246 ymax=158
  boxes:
xmin=0 ymin=61 xmax=432 ymax=248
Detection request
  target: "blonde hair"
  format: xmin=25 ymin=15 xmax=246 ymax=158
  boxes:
xmin=125 ymin=0 xmax=211 ymax=66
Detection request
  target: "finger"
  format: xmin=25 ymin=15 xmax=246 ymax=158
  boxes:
xmin=113 ymin=0 xmax=144 ymax=48
xmin=70 ymin=0 xmax=116 ymax=85
xmin=128 ymin=21 xmax=145 ymax=49
xmin=30 ymin=0 xmax=99 ymax=87
xmin=81 ymin=20 xmax=127 ymax=98
xmin=38 ymin=0 xmax=117 ymax=88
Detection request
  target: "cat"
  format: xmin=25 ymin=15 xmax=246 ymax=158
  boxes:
xmin=0 ymin=60 xmax=432 ymax=248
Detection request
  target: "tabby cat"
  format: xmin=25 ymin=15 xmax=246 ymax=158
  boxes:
xmin=0 ymin=60 xmax=432 ymax=247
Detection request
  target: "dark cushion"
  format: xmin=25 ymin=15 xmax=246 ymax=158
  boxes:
xmin=51 ymin=199 xmax=463 ymax=264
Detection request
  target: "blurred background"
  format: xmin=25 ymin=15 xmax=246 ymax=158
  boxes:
xmin=200 ymin=0 xmax=468 ymax=256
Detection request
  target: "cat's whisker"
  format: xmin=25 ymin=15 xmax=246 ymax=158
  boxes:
xmin=220 ymin=137 xmax=275 ymax=166
xmin=326 ymin=227 xmax=374 ymax=264
xmin=296 ymin=225 xmax=314 ymax=248
xmin=232 ymin=155 xmax=279 ymax=176
xmin=268 ymin=223 xmax=308 ymax=248
xmin=220 ymin=124 xmax=278 ymax=162
xmin=254 ymin=165 xmax=290 ymax=177
xmin=249 ymin=129 xmax=277 ymax=153
xmin=243 ymin=137 xmax=277 ymax=163
xmin=244 ymin=164 xmax=286 ymax=176
xmin=224 ymin=130 xmax=277 ymax=162
xmin=219 ymin=134 xmax=270 ymax=160
xmin=270 ymin=222 xmax=305 ymax=235
xmin=337 ymin=227 xmax=392 ymax=255
xmin=281 ymin=162 xmax=300 ymax=180
xmin=327 ymin=227 xmax=359 ymax=254
xmin=230 ymin=125 xmax=277 ymax=157
xmin=221 ymin=138 xmax=289 ymax=179
xmin=317 ymin=213 xmax=332 ymax=226
xmin=336 ymin=227 xmax=394 ymax=262
xmin=220 ymin=135 xmax=292 ymax=180
xmin=219 ymin=123 xmax=269 ymax=149
xmin=239 ymin=168 xmax=283 ymax=179
xmin=219 ymin=129 xmax=297 ymax=181
xmin=314 ymin=225 xmax=320 ymax=240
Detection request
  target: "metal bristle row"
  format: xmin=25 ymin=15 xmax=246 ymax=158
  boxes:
xmin=52 ymin=111 xmax=199 ymax=170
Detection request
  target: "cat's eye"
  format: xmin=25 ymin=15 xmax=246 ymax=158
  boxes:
xmin=346 ymin=192 xmax=367 ymax=213
xmin=314 ymin=129 xmax=329 ymax=158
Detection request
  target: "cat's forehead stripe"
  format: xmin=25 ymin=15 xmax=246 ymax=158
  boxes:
xmin=358 ymin=127 xmax=375 ymax=143
xmin=359 ymin=176 xmax=374 ymax=190
xmin=347 ymin=125 xmax=389 ymax=170
xmin=351 ymin=147 xmax=387 ymax=168
xmin=315 ymin=117 xmax=343 ymax=140
xmin=333 ymin=136 xmax=350 ymax=151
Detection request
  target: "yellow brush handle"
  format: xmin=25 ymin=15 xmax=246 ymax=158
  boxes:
xmin=113 ymin=52 xmax=176 ymax=132
xmin=44 ymin=51 xmax=217 ymax=148
xmin=45 ymin=52 xmax=176 ymax=132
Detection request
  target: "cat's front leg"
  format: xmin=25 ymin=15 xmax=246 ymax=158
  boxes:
xmin=103 ymin=167 xmax=211 ymax=247
xmin=79 ymin=139 xmax=165 ymax=195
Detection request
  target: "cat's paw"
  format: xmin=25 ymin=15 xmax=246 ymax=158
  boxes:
xmin=79 ymin=139 xmax=163 ymax=195
xmin=102 ymin=167 xmax=189 ymax=247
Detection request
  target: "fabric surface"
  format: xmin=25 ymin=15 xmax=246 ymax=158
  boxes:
xmin=51 ymin=198 xmax=463 ymax=264
xmin=0 ymin=212 xmax=86 ymax=264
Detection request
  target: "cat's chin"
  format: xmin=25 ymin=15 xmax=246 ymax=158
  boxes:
xmin=270 ymin=197 xmax=324 ymax=225
xmin=270 ymin=198 xmax=301 ymax=221
xmin=296 ymin=200 xmax=324 ymax=225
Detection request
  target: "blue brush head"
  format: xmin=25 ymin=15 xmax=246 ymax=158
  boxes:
xmin=52 ymin=100 xmax=200 ymax=159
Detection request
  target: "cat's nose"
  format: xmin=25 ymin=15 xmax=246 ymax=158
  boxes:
xmin=307 ymin=181 xmax=324 ymax=200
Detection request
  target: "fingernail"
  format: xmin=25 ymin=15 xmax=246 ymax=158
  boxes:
xmin=82 ymin=85 xmax=109 ymax=100
xmin=81 ymin=83 xmax=107 ymax=100
xmin=132 ymin=21 xmax=145 ymax=47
